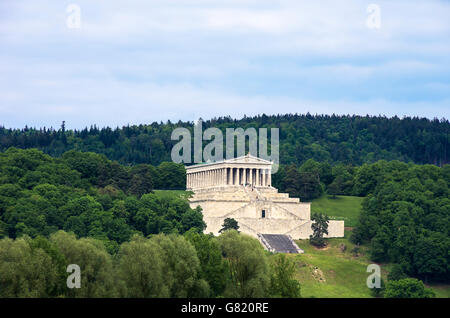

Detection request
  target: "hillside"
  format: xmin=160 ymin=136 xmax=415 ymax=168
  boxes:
xmin=302 ymin=196 xmax=450 ymax=297
xmin=293 ymin=233 xmax=450 ymax=298
xmin=1 ymin=114 xmax=448 ymax=166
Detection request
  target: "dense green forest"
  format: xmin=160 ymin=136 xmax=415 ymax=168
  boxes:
xmin=0 ymin=230 xmax=302 ymax=298
xmin=351 ymin=161 xmax=450 ymax=282
xmin=1 ymin=114 xmax=448 ymax=166
xmin=0 ymin=148 xmax=190 ymax=251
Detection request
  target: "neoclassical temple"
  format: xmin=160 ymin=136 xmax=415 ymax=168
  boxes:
xmin=186 ymin=155 xmax=344 ymax=241
xmin=186 ymin=157 xmax=272 ymax=190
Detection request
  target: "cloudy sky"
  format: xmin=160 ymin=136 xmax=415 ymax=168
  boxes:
xmin=0 ymin=0 xmax=449 ymax=129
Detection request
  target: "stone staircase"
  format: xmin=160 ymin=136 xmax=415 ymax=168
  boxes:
xmin=257 ymin=234 xmax=304 ymax=254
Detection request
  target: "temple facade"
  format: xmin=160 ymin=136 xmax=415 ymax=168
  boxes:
xmin=186 ymin=154 xmax=344 ymax=240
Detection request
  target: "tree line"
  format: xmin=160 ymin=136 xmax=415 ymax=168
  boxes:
xmin=0 ymin=230 xmax=301 ymax=298
xmin=1 ymin=114 xmax=448 ymax=167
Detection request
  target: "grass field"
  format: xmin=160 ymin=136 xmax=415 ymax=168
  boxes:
xmin=291 ymin=231 xmax=375 ymax=298
xmin=311 ymin=195 xmax=364 ymax=227
xmin=153 ymin=189 xmax=193 ymax=199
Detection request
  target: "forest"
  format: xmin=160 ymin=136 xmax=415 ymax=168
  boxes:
xmin=0 ymin=148 xmax=190 ymax=249
xmin=0 ymin=114 xmax=448 ymax=167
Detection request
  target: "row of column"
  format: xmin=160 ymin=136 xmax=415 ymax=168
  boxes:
xmin=187 ymin=168 xmax=226 ymax=189
xmin=187 ymin=167 xmax=271 ymax=189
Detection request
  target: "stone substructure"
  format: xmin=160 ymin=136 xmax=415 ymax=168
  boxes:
xmin=186 ymin=154 xmax=344 ymax=240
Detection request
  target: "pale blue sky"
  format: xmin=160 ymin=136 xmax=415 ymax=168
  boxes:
xmin=0 ymin=0 xmax=449 ymax=129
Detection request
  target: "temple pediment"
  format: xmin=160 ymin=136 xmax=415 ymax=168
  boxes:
xmin=223 ymin=154 xmax=272 ymax=165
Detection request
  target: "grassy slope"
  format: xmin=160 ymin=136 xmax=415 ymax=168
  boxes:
xmin=153 ymin=189 xmax=193 ymax=199
xmin=292 ymin=232 xmax=375 ymax=298
xmin=311 ymin=195 xmax=364 ymax=227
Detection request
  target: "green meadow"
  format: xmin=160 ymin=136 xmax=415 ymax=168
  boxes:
xmin=311 ymin=195 xmax=364 ymax=227
xmin=292 ymin=232 xmax=374 ymax=298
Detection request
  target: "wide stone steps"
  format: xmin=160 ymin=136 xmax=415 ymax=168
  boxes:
xmin=257 ymin=234 xmax=304 ymax=254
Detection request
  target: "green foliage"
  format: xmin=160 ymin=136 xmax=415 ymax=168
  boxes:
xmin=384 ymin=278 xmax=435 ymax=298
xmin=150 ymin=234 xmax=209 ymax=297
xmin=281 ymin=162 xmax=323 ymax=201
xmin=351 ymin=161 xmax=450 ymax=281
xmin=388 ymin=264 xmax=408 ymax=281
xmin=310 ymin=213 xmax=330 ymax=247
xmin=218 ymin=230 xmax=271 ymax=297
xmin=1 ymin=115 xmax=448 ymax=167
xmin=184 ymin=230 xmax=228 ymax=297
xmin=269 ymin=254 xmax=301 ymax=298
xmin=117 ymin=235 xmax=170 ymax=297
xmin=0 ymin=236 xmax=61 ymax=297
xmin=219 ymin=218 xmax=240 ymax=233
xmin=0 ymin=148 xmax=203 ymax=245
xmin=50 ymin=231 xmax=116 ymax=297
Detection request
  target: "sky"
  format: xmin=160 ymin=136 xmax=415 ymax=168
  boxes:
xmin=0 ymin=0 xmax=449 ymax=129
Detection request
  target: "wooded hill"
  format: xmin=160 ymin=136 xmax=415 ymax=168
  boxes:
xmin=1 ymin=114 xmax=448 ymax=166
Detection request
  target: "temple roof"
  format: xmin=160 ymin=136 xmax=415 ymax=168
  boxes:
xmin=185 ymin=154 xmax=272 ymax=170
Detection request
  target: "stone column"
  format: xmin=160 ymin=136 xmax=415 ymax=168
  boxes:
xmin=268 ymin=169 xmax=272 ymax=187
xmin=262 ymin=169 xmax=266 ymax=187
xmin=249 ymin=168 xmax=253 ymax=186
